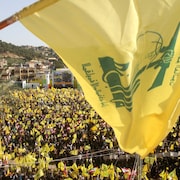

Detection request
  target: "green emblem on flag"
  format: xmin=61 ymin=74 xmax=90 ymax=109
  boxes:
xmin=99 ymin=23 xmax=179 ymax=111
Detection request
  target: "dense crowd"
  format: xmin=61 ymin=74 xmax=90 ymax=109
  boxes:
xmin=0 ymin=87 xmax=179 ymax=179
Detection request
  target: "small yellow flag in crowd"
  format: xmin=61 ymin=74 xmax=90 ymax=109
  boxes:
xmin=13 ymin=0 xmax=180 ymax=157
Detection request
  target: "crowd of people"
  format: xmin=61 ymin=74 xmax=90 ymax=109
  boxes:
xmin=0 ymin=87 xmax=179 ymax=179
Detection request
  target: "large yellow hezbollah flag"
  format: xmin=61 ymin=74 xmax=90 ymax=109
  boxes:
xmin=19 ymin=0 xmax=180 ymax=158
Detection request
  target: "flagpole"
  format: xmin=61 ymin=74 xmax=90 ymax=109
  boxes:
xmin=0 ymin=15 xmax=19 ymax=30
xmin=0 ymin=0 xmax=59 ymax=30
xmin=137 ymin=154 xmax=143 ymax=180
xmin=130 ymin=154 xmax=141 ymax=180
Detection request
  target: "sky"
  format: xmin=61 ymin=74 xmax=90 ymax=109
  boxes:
xmin=0 ymin=0 xmax=47 ymax=46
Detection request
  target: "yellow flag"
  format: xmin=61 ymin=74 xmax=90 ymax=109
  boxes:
xmin=168 ymin=169 xmax=178 ymax=180
xmin=159 ymin=170 xmax=168 ymax=180
xmin=93 ymin=167 xmax=100 ymax=177
xmin=144 ymin=156 xmax=155 ymax=165
xmin=34 ymin=169 xmax=44 ymax=180
xmin=108 ymin=163 xmax=115 ymax=180
xmin=20 ymin=0 xmax=180 ymax=157
xmin=70 ymin=149 xmax=78 ymax=156
xmin=25 ymin=153 xmax=37 ymax=167
xmin=58 ymin=161 xmax=65 ymax=171
xmin=100 ymin=164 xmax=109 ymax=178
xmin=0 ymin=139 xmax=4 ymax=159
xmin=71 ymin=162 xmax=79 ymax=174
xmin=80 ymin=164 xmax=89 ymax=177
xmin=142 ymin=164 xmax=149 ymax=180
xmin=72 ymin=133 xmax=77 ymax=144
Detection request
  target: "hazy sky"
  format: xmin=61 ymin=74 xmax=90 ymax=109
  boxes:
xmin=0 ymin=0 xmax=47 ymax=46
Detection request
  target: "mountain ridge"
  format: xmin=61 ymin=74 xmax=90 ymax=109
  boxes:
xmin=0 ymin=40 xmax=64 ymax=67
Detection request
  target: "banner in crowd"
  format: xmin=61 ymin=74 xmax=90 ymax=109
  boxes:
xmin=17 ymin=0 xmax=180 ymax=157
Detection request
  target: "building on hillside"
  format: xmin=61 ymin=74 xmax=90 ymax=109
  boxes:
xmin=52 ymin=68 xmax=74 ymax=88
xmin=25 ymin=60 xmax=37 ymax=68
xmin=25 ymin=59 xmax=52 ymax=69
xmin=25 ymin=60 xmax=42 ymax=68
xmin=0 ymin=68 xmax=11 ymax=81
xmin=0 ymin=57 xmax=73 ymax=89
xmin=0 ymin=59 xmax=7 ymax=68
xmin=12 ymin=67 xmax=36 ymax=81
xmin=48 ymin=57 xmax=57 ymax=61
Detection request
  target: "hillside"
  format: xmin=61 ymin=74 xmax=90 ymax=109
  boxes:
xmin=0 ymin=40 xmax=43 ymax=60
xmin=0 ymin=40 xmax=64 ymax=67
